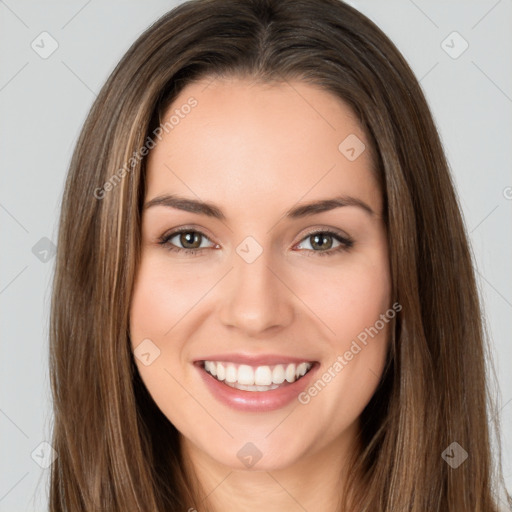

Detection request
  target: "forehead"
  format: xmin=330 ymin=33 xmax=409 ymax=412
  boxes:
xmin=145 ymin=77 xmax=382 ymax=218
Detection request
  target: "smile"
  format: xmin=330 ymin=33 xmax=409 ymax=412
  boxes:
xmin=201 ymin=360 xmax=314 ymax=391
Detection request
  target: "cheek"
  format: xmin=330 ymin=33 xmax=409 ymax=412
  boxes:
xmin=298 ymin=250 xmax=391 ymax=346
xmin=129 ymin=254 xmax=207 ymax=344
xmin=128 ymin=243 xmax=393 ymax=465
xmin=130 ymin=244 xmax=392 ymax=357
xmin=130 ymin=266 xmax=169 ymax=340
xmin=128 ymin=256 xmax=196 ymax=422
xmin=129 ymin=255 xmax=188 ymax=388
xmin=294 ymin=250 xmax=392 ymax=419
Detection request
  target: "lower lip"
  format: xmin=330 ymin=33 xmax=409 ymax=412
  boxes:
xmin=195 ymin=362 xmax=319 ymax=412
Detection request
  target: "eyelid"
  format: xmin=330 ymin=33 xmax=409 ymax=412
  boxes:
xmin=158 ymin=225 xmax=354 ymax=255
xmin=297 ymin=225 xmax=352 ymax=243
xmin=159 ymin=224 xmax=218 ymax=244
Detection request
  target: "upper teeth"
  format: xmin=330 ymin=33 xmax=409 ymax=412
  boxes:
xmin=203 ymin=361 xmax=313 ymax=386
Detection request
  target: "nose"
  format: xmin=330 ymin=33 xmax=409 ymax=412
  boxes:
xmin=218 ymin=251 xmax=295 ymax=337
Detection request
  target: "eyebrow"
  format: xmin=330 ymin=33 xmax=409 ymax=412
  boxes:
xmin=143 ymin=193 xmax=375 ymax=220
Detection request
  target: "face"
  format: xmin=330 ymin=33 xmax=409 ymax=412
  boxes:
xmin=129 ymin=76 xmax=392 ymax=471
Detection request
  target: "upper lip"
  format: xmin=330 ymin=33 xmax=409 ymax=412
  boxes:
xmin=194 ymin=353 xmax=317 ymax=367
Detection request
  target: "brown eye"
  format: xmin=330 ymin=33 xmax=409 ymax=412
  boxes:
xmin=295 ymin=230 xmax=354 ymax=257
xmin=158 ymin=228 xmax=353 ymax=257
xmin=309 ymin=233 xmax=334 ymax=251
xmin=177 ymin=231 xmax=203 ymax=249
xmin=158 ymin=229 xmax=216 ymax=255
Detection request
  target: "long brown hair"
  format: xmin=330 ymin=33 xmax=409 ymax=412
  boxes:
xmin=48 ymin=0 xmax=511 ymax=510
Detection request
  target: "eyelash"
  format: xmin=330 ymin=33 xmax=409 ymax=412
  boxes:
xmin=157 ymin=227 xmax=354 ymax=257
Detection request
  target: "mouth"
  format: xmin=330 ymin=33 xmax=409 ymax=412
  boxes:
xmin=193 ymin=353 xmax=320 ymax=411
xmin=199 ymin=360 xmax=315 ymax=392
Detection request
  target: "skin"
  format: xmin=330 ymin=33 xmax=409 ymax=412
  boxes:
xmin=129 ymin=76 xmax=392 ymax=511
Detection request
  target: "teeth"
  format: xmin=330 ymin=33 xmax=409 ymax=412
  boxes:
xmin=225 ymin=364 xmax=237 ymax=383
xmin=203 ymin=360 xmax=313 ymax=388
xmin=296 ymin=362 xmax=308 ymax=378
xmin=285 ymin=363 xmax=296 ymax=382
xmin=216 ymin=362 xmax=225 ymax=381
xmin=254 ymin=366 xmax=272 ymax=386
xmin=224 ymin=381 xmax=280 ymax=392
xmin=238 ymin=364 xmax=254 ymax=385
xmin=272 ymin=365 xmax=285 ymax=384
xmin=204 ymin=361 xmax=216 ymax=376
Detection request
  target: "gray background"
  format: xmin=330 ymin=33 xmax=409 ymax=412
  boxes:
xmin=1 ymin=1 xmax=511 ymax=510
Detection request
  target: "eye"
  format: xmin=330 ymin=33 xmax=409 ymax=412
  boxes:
xmin=294 ymin=229 xmax=354 ymax=257
xmin=158 ymin=227 xmax=217 ymax=256
xmin=158 ymin=227 xmax=354 ymax=257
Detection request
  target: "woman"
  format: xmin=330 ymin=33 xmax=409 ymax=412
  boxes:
xmin=49 ymin=0 xmax=511 ymax=510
